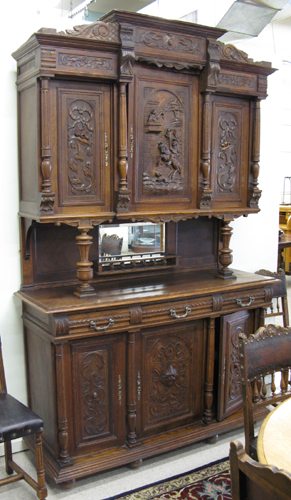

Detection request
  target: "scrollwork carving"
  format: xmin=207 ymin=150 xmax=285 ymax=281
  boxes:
xmin=139 ymin=31 xmax=202 ymax=55
xmin=217 ymin=112 xmax=237 ymax=192
xmin=67 ymin=99 xmax=95 ymax=196
xmin=59 ymin=54 xmax=112 ymax=70
xmin=58 ymin=22 xmax=119 ymax=42
xmin=148 ymin=337 xmax=190 ymax=419
xmin=81 ymin=352 xmax=108 ymax=436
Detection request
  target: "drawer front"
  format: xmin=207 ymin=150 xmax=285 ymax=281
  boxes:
xmin=142 ymin=296 xmax=213 ymax=327
xmin=217 ymin=287 xmax=269 ymax=314
xmin=68 ymin=308 xmax=131 ymax=336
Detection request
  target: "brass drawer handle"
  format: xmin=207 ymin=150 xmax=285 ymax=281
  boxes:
xmin=236 ymin=297 xmax=254 ymax=308
xmin=89 ymin=318 xmax=115 ymax=331
xmin=170 ymin=306 xmax=191 ymax=319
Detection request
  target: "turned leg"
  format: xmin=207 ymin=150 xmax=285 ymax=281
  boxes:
xmin=35 ymin=432 xmax=48 ymax=499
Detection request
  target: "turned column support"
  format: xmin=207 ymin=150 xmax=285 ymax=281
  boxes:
xmin=116 ymin=82 xmax=131 ymax=212
xmin=216 ymin=219 xmax=236 ymax=280
xmin=56 ymin=343 xmax=72 ymax=467
xmin=249 ymin=98 xmax=262 ymax=208
xmin=126 ymin=331 xmax=138 ymax=447
xmin=200 ymin=92 xmax=213 ymax=208
xmin=203 ymin=318 xmax=215 ymax=424
xmin=74 ymin=221 xmax=96 ymax=298
xmin=40 ymin=77 xmax=55 ymax=213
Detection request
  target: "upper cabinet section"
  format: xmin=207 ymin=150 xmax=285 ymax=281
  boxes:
xmin=12 ymin=10 xmax=275 ymax=225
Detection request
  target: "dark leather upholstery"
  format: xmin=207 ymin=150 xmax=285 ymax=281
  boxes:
xmin=0 ymin=393 xmax=44 ymax=443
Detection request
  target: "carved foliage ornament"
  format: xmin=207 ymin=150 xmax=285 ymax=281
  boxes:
xmin=148 ymin=337 xmax=190 ymax=420
xmin=139 ymin=31 xmax=202 ymax=56
xmin=142 ymin=90 xmax=184 ymax=195
xmin=58 ymin=22 xmax=119 ymax=42
xmin=229 ymin=327 xmax=243 ymax=402
xmin=59 ymin=54 xmax=112 ymax=70
xmin=217 ymin=112 xmax=237 ymax=192
xmin=67 ymin=99 xmax=95 ymax=196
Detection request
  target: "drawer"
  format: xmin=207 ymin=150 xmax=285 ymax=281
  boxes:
xmin=68 ymin=308 xmax=131 ymax=336
xmin=216 ymin=287 xmax=269 ymax=314
xmin=142 ymin=296 xmax=213 ymax=327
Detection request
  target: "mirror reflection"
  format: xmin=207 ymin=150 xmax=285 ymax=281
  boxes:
xmin=99 ymin=223 xmax=165 ymax=260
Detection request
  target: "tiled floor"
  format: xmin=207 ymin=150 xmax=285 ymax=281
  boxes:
xmin=1 ymin=275 xmax=290 ymax=500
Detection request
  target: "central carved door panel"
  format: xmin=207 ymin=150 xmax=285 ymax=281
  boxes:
xmin=71 ymin=334 xmax=126 ymax=455
xmin=137 ymin=320 xmax=206 ymax=438
xmin=128 ymin=67 xmax=199 ymax=212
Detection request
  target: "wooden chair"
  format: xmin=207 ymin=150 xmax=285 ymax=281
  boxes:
xmin=229 ymin=440 xmax=291 ymax=500
xmin=0 ymin=337 xmax=47 ymax=499
xmin=100 ymin=233 xmax=123 ymax=258
xmin=238 ymin=324 xmax=291 ymax=460
xmin=255 ymin=268 xmax=289 ymax=326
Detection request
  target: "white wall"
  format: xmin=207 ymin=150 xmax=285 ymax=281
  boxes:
xmin=0 ymin=0 xmax=289 ymax=450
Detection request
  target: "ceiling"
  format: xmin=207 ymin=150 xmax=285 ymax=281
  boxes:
xmin=57 ymin=0 xmax=155 ymax=18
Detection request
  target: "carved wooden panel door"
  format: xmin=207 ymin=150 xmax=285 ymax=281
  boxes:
xmin=210 ymin=96 xmax=250 ymax=209
xmin=128 ymin=66 xmax=198 ymax=213
xmin=217 ymin=310 xmax=253 ymax=421
xmin=50 ymin=80 xmax=112 ymax=216
xmin=71 ymin=334 xmax=126 ymax=455
xmin=137 ymin=320 xmax=206 ymax=438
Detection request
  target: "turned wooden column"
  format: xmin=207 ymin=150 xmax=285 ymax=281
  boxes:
xmin=203 ymin=318 xmax=215 ymax=424
xmin=200 ymin=92 xmax=213 ymax=208
xmin=74 ymin=221 xmax=96 ymax=298
xmin=40 ymin=77 xmax=55 ymax=213
xmin=216 ymin=220 xmax=236 ymax=280
xmin=126 ymin=331 xmax=138 ymax=447
xmin=249 ymin=99 xmax=262 ymax=208
xmin=116 ymin=82 xmax=130 ymax=212
xmin=55 ymin=343 xmax=72 ymax=467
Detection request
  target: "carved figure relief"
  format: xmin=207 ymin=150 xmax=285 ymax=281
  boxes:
xmin=217 ymin=112 xmax=237 ymax=192
xmin=142 ymin=90 xmax=184 ymax=195
xmin=81 ymin=352 xmax=108 ymax=437
xmin=147 ymin=336 xmax=190 ymax=421
xmin=67 ymin=99 xmax=95 ymax=196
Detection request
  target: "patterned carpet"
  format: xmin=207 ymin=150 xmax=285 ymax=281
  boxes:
xmin=107 ymin=459 xmax=231 ymax=500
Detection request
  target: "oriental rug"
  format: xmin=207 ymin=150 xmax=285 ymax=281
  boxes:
xmin=108 ymin=458 xmax=231 ymax=500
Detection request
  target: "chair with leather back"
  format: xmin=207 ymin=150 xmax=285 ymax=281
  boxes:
xmin=238 ymin=324 xmax=291 ymax=460
xmin=0 ymin=336 xmax=47 ymax=499
xmin=229 ymin=440 xmax=291 ymax=500
xmin=255 ymin=268 xmax=289 ymax=326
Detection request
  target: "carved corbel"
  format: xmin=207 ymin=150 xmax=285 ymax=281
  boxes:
xmin=200 ymin=40 xmax=221 ymax=93
xmin=119 ymin=24 xmax=136 ymax=81
xmin=40 ymin=78 xmax=55 ymax=213
xmin=249 ymin=99 xmax=262 ymax=208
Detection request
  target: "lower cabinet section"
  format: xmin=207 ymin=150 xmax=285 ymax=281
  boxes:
xmin=23 ymin=300 xmax=263 ymax=484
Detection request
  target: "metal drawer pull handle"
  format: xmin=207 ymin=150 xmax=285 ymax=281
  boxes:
xmin=170 ymin=307 xmax=191 ymax=319
xmin=236 ymin=297 xmax=254 ymax=307
xmin=89 ymin=318 xmax=115 ymax=331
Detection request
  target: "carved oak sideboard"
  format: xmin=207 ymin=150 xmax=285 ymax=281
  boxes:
xmin=13 ymin=10 xmax=276 ymax=485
